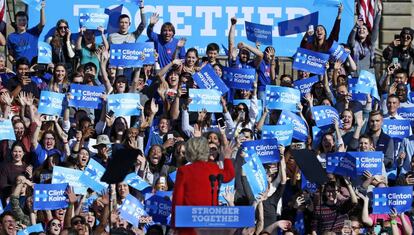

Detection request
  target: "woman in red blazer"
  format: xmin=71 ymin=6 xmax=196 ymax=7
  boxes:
xmin=172 ymin=137 xmax=235 ymax=235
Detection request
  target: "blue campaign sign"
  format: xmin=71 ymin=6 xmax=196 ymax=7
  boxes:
xmin=29 ymin=0 xmax=354 ymax=57
xmin=188 ymin=89 xmax=222 ymax=113
xmin=278 ymin=12 xmax=318 ymax=36
xmin=242 ymin=139 xmax=280 ymax=164
xmin=110 ymin=42 xmax=156 ymax=67
xmin=348 ymin=77 xmax=368 ymax=102
xmin=0 ymin=119 xmax=16 ymax=141
xmin=168 ymin=171 xmax=177 ymax=183
xmin=21 ymin=0 xmax=42 ymax=11
xmin=311 ymin=105 xmax=340 ymax=128
xmin=233 ymin=99 xmax=263 ymax=122
xmin=293 ymin=76 xmax=319 ymax=97
xmin=52 ymin=166 xmax=88 ymax=195
xmin=34 ymin=183 xmax=68 ymax=210
xmin=144 ymin=194 xmax=172 ymax=225
xmin=192 ymin=64 xmax=229 ymax=94
xmin=312 ymin=126 xmax=323 ymax=150
xmin=293 ymin=48 xmax=330 ymax=75
xmin=79 ymin=8 xmax=109 ymax=29
xmin=123 ymin=172 xmax=151 ymax=191
xmin=38 ymin=91 xmax=65 ymax=116
xmin=358 ymin=70 xmax=380 ymax=100
xmin=328 ymin=41 xmax=349 ymax=63
xmin=350 ymin=152 xmax=383 ymax=176
xmin=301 ymin=173 xmax=318 ymax=193
xmin=398 ymin=107 xmax=414 ymax=122
xmin=79 ymin=158 xmax=108 ymax=192
xmin=245 ymin=21 xmax=272 ymax=45
xmin=222 ymin=67 xmax=255 ymax=90
xmin=373 ymin=186 xmax=413 ymax=214
xmin=17 ymin=224 xmax=44 ymax=235
xmin=69 ymin=84 xmax=105 ymax=109
xmin=38 ymin=41 xmax=52 ymax=64
xmin=107 ymin=93 xmax=141 ymax=116
xmin=218 ymin=179 xmax=235 ymax=205
xmin=243 ymin=150 xmax=268 ymax=200
xmin=265 ymin=86 xmax=300 ymax=112
xmin=262 ymin=124 xmax=293 ymax=146
xmin=326 ymin=152 xmax=355 ymax=178
xmin=120 ymin=194 xmax=147 ymax=227
xmin=175 ymin=206 xmax=255 ymax=228
xmin=277 ymin=110 xmax=308 ymax=142
xmin=383 ymin=119 xmax=411 ymax=140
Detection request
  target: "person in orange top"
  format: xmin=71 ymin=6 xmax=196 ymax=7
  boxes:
xmin=172 ymin=137 xmax=235 ymax=235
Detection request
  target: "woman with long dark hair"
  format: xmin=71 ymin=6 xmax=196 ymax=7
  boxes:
xmin=348 ymin=2 xmax=382 ymax=74
xmin=48 ymin=19 xmax=75 ymax=73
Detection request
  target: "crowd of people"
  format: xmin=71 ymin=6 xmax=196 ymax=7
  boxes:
xmin=0 ymin=0 xmax=413 ymax=234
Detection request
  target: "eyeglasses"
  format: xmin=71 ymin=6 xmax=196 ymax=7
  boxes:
xmin=52 ymin=222 xmax=61 ymax=227
xmin=237 ymin=107 xmax=245 ymax=111
xmin=58 ymin=26 xmax=68 ymax=30
xmin=72 ymin=220 xmax=85 ymax=225
xmin=402 ymin=34 xmax=412 ymax=40
xmin=45 ymin=137 xmax=55 ymax=141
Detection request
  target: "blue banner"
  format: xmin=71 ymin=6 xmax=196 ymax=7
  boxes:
xmin=242 ymin=139 xmax=280 ymax=164
xmin=301 ymin=173 xmax=318 ymax=193
xmin=0 ymin=119 xmax=16 ymax=141
xmin=119 ymin=194 xmax=147 ymax=227
xmin=29 ymin=0 xmax=354 ymax=57
xmin=265 ymin=86 xmax=300 ymax=112
xmin=311 ymin=105 xmax=340 ymax=128
xmin=233 ymin=99 xmax=263 ymax=122
xmin=277 ymin=110 xmax=308 ymax=142
xmin=34 ymin=183 xmax=68 ymax=210
xmin=79 ymin=158 xmax=108 ymax=193
xmin=312 ymin=126 xmax=323 ymax=150
xmin=17 ymin=224 xmax=44 ymax=235
xmin=328 ymin=41 xmax=349 ymax=63
xmin=38 ymin=91 xmax=65 ymax=116
xmin=21 ymin=0 xmax=42 ymax=11
xmin=188 ymin=89 xmax=222 ymax=113
xmin=348 ymin=77 xmax=368 ymax=102
xmin=326 ymin=152 xmax=355 ymax=177
xmin=79 ymin=8 xmax=109 ymax=29
xmin=383 ymin=119 xmax=411 ymax=140
xmin=218 ymin=179 xmax=235 ymax=205
xmin=107 ymin=93 xmax=141 ymax=116
xmin=124 ymin=172 xmax=151 ymax=191
xmin=398 ymin=107 xmax=414 ymax=122
xmin=293 ymin=76 xmax=319 ymax=97
xmin=262 ymin=124 xmax=293 ymax=146
xmin=245 ymin=21 xmax=272 ymax=45
xmin=351 ymin=152 xmax=383 ymax=176
xmin=243 ymin=150 xmax=268 ymax=200
xmin=144 ymin=194 xmax=171 ymax=225
xmin=358 ymin=70 xmax=380 ymax=100
xmin=110 ymin=42 xmax=156 ymax=67
xmin=38 ymin=41 xmax=52 ymax=64
xmin=293 ymin=48 xmax=330 ymax=75
xmin=278 ymin=12 xmax=318 ymax=36
xmin=372 ymin=186 xmax=413 ymax=214
xmin=168 ymin=171 xmax=177 ymax=183
xmin=313 ymin=0 xmax=341 ymax=7
xmin=222 ymin=67 xmax=255 ymax=90
xmin=69 ymin=84 xmax=104 ymax=109
xmin=175 ymin=206 xmax=255 ymax=228
xmin=192 ymin=64 xmax=229 ymax=94
xmin=52 ymin=166 xmax=88 ymax=195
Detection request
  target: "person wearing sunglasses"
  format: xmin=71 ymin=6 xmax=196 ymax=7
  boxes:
xmin=47 ymin=19 xmax=75 ymax=73
xmin=46 ymin=219 xmax=62 ymax=235
xmin=383 ymin=27 xmax=414 ymax=75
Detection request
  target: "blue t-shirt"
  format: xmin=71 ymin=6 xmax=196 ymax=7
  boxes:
xmin=257 ymin=60 xmax=271 ymax=91
xmin=228 ymin=56 xmax=255 ymax=69
xmin=33 ymin=144 xmax=62 ymax=168
xmin=7 ymin=27 xmax=41 ymax=62
xmin=148 ymin=31 xmax=185 ymax=68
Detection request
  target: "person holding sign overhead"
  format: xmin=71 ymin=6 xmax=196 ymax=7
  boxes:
xmin=301 ymin=3 xmax=342 ymax=53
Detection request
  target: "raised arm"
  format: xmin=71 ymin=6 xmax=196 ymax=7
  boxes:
xmin=237 ymin=42 xmax=263 ymax=68
xmin=37 ymin=1 xmax=46 ymax=32
xmin=98 ymin=26 xmax=109 ymax=51
xmin=76 ymin=27 xmax=86 ymax=50
xmin=133 ymin=4 xmax=146 ymax=39
xmin=228 ymin=17 xmax=237 ymax=62
xmin=147 ymin=13 xmax=159 ymax=38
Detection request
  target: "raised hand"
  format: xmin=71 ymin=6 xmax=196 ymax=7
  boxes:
xmin=177 ymin=38 xmax=186 ymax=48
xmin=150 ymin=13 xmax=159 ymax=25
xmin=230 ymin=17 xmax=237 ymax=25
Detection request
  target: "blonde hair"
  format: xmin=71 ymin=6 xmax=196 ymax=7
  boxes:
xmin=185 ymin=137 xmax=210 ymax=163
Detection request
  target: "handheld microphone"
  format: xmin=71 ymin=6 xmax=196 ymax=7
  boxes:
xmin=216 ymin=174 xmax=223 ymax=205
xmin=209 ymin=175 xmax=217 ymax=206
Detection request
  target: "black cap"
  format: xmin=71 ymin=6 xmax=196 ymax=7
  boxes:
xmin=400 ymin=27 xmax=414 ymax=38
